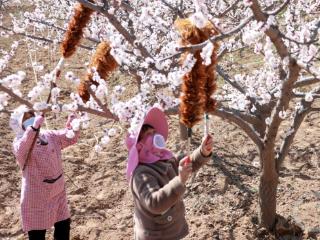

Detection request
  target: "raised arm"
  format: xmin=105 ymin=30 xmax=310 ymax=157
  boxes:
xmin=49 ymin=114 xmax=80 ymax=150
xmin=132 ymin=168 xmax=186 ymax=215
xmin=12 ymin=116 xmax=44 ymax=169
xmin=189 ymin=134 xmax=214 ymax=172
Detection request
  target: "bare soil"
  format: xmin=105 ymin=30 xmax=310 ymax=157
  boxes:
xmin=0 ymin=6 xmax=320 ymax=240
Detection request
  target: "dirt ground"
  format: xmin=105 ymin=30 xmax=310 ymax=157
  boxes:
xmin=1 ymin=6 xmax=320 ymax=240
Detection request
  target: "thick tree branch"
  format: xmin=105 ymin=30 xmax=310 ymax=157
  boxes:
xmin=249 ymin=0 xmax=289 ymax=59
xmin=294 ymin=76 xmax=320 ymax=88
xmin=0 ymin=84 xmax=33 ymax=108
xmin=0 ymin=83 xmax=116 ymax=119
xmin=216 ymin=104 xmax=262 ymax=127
xmin=213 ymin=107 xmax=263 ymax=150
xmin=264 ymin=59 xmax=301 ymax=147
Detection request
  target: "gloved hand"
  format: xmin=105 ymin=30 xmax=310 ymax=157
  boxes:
xmin=32 ymin=115 xmax=44 ymax=129
xmin=66 ymin=113 xmax=77 ymax=129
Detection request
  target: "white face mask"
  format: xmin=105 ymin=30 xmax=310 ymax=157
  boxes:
xmin=22 ymin=117 xmax=35 ymax=130
xmin=153 ymin=134 xmax=166 ymax=149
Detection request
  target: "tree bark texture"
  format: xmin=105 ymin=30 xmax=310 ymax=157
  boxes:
xmin=259 ymin=151 xmax=279 ymax=230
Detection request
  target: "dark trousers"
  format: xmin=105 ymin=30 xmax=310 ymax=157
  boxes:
xmin=28 ymin=218 xmax=71 ymax=240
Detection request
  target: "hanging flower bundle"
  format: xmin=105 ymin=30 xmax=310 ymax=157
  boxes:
xmin=175 ymin=18 xmax=219 ymax=129
xmin=78 ymin=41 xmax=118 ymax=102
xmin=60 ymin=2 xmax=94 ymax=59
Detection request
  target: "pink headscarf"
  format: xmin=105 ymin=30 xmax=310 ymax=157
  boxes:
xmin=125 ymin=107 xmax=173 ymax=181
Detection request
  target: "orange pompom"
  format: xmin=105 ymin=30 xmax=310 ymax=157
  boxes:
xmin=61 ymin=2 xmax=94 ymax=58
xmin=78 ymin=41 xmax=118 ymax=102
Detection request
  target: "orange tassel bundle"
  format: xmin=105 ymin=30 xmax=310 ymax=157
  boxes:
xmin=78 ymin=41 xmax=118 ymax=102
xmin=60 ymin=2 xmax=94 ymax=58
xmin=175 ymin=18 xmax=219 ymax=128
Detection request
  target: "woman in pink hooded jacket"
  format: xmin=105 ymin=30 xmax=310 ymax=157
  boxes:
xmin=126 ymin=107 xmax=213 ymax=240
xmin=10 ymin=106 xmax=79 ymax=240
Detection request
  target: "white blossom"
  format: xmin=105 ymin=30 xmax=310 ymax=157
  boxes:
xmin=265 ymin=117 xmax=271 ymax=125
xmin=94 ymin=144 xmax=102 ymax=153
xmin=33 ymin=102 xmax=48 ymax=111
xmin=66 ymin=129 xmax=75 ymax=139
xmin=305 ymin=92 xmax=314 ymax=102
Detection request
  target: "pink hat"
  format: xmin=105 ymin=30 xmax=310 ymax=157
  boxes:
xmin=125 ymin=107 xmax=169 ymax=181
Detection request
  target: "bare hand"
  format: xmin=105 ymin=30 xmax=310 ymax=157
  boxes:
xmin=178 ymin=156 xmax=192 ymax=184
xmin=66 ymin=113 xmax=78 ymax=129
xmin=32 ymin=116 xmax=44 ymax=129
xmin=201 ymin=134 xmax=213 ymax=157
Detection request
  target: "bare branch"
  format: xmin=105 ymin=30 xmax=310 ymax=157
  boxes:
xmin=0 ymin=84 xmax=33 ymax=108
xmin=26 ymin=17 xmax=100 ymax=44
xmin=294 ymin=76 xmax=320 ymax=88
xmin=164 ymin=104 xmax=263 ymax=149
xmin=264 ymin=59 xmax=301 ymax=149
xmin=0 ymin=26 xmax=93 ymax=51
xmin=280 ymin=32 xmax=318 ymax=45
xmin=160 ymin=0 xmax=184 ymax=18
xmin=214 ymin=0 xmax=241 ymax=18
xmin=267 ymin=0 xmax=290 ymax=15
xmin=77 ymin=105 xmax=115 ymax=118
xmin=216 ymin=103 xmax=262 ymax=127
xmin=87 ymin=87 xmax=119 ymax=120
xmin=213 ymin=107 xmax=264 ymax=150
xmin=293 ymin=93 xmax=320 ymax=99
xmin=216 ymin=65 xmax=264 ymax=113
xmin=0 ymin=83 xmax=114 ymax=118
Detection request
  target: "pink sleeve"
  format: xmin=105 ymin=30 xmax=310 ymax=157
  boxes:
xmin=13 ymin=127 xmax=38 ymax=169
xmin=49 ymin=128 xmax=80 ymax=150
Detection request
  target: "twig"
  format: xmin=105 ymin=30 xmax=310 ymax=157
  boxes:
xmin=26 ymin=17 xmax=100 ymax=44
xmin=280 ymin=32 xmax=318 ymax=45
xmin=214 ymin=0 xmax=241 ymax=18
xmin=160 ymin=0 xmax=184 ymax=18
xmin=0 ymin=26 xmax=93 ymax=51
xmin=267 ymin=0 xmax=290 ymax=15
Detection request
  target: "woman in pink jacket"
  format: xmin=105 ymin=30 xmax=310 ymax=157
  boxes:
xmin=10 ymin=106 xmax=79 ymax=240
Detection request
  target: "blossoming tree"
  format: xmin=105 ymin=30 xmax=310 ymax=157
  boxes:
xmin=0 ymin=0 xmax=319 ymax=231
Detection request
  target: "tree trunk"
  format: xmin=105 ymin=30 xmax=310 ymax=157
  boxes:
xmin=259 ymin=151 xmax=279 ymax=230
